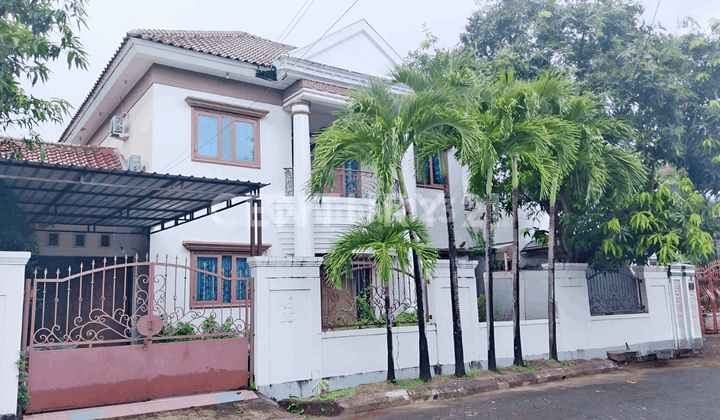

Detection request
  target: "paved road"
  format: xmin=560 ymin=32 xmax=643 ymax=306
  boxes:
xmin=349 ymin=360 xmax=720 ymax=420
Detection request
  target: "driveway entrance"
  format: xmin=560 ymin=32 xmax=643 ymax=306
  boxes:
xmin=23 ymin=256 xmax=253 ymax=414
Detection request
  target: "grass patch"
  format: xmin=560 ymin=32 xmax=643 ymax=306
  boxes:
xmin=465 ymin=369 xmax=481 ymax=378
xmin=394 ymin=378 xmax=424 ymax=389
xmin=292 ymin=387 xmax=356 ymax=402
xmin=499 ymin=362 xmax=539 ymax=372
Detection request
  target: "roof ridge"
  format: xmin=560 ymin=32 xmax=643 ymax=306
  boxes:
xmin=0 ymin=137 xmax=117 ymax=153
xmin=128 ymin=29 xmax=295 ymax=48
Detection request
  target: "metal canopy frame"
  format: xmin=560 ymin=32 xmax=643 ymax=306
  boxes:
xmin=0 ymin=159 xmax=267 ymax=233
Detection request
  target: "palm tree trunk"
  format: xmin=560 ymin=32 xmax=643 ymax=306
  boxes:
xmin=395 ymin=168 xmax=431 ymax=382
xmin=385 ymin=285 xmax=395 ymax=382
xmin=441 ymin=150 xmax=465 ymax=377
xmin=547 ymin=192 xmax=558 ymax=361
xmin=511 ymin=155 xmax=523 ymax=366
xmin=485 ymin=166 xmax=497 ymax=371
xmin=558 ymin=189 xmax=573 ymax=262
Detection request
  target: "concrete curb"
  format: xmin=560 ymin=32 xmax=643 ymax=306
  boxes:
xmin=279 ymin=360 xmax=618 ymax=416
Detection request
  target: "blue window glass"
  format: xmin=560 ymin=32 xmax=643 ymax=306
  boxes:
xmin=344 ymin=161 xmax=359 ymax=198
xmin=432 ymin=155 xmax=443 ymax=185
xmin=235 ymin=121 xmax=255 ymax=162
xmin=197 ymin=115 xmax=218 ymax=157
xmin=236 ymin=258 xmax=250 ymax=300
xmin=196 ymin=257 xmax=218 ymax=301
xmin=221 ymin=117 xmax=233 ymax=161
xmin=222 ymin=255 xmax=232 ymax=303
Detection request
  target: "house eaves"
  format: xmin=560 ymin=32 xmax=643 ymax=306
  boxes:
xmin=60 ymin=31 xmax=296 ymax=144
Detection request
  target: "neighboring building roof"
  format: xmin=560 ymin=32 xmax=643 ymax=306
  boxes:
xmin=127 ymin=29 xmax=296 ymax=67
xmin=0 ymin=137 xmax=124 ymax=170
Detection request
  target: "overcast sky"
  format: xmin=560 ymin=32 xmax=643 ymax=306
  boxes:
xmin=12 ymin=0 xmax=720 ymax=143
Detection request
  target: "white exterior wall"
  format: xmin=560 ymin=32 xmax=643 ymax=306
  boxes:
xmin=148 ymin=83 xmax=292 ymax=260
xmin=100 ymin=85 xmax=154 ymax=171
xmin=252 ymin=257 xmax=691 ymax=401
xmin=416 ymin=154 xmax=472 ymax=251
xmin=427 ymin=259 xmax=480 ymax=371
xmin=0 ymin=252 xmax=31 ymax=417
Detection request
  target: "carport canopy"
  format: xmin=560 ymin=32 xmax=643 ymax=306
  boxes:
xmin=0 ymin=159 xmax=267 ymax=232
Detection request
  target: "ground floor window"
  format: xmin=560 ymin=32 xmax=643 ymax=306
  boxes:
xmin=191 ymin=253 xmax=250 ymax=307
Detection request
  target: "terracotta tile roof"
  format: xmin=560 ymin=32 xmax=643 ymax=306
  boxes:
xmin=0 ymin=137 xmax=124 ymax=170
xmin=60 ymin=29 xmax=295 ymax=143
xmin=128 ymin=29 xmax=296 ymax=67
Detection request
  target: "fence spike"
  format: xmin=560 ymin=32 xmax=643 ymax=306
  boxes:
xmin=103 ymin=257 xmax=107 ymax=267
xmin=134 ymin=253 xmax=139 ymax=262
xmin=67 ymin=266 xmax=72 ymax=277
xmin=156 ymin=253 xmax=159 ymax=262
xmin=176 ymin=256 xmax=178 ymax=264
xmin=165 ymin=254 xmax=168 ymax=264
xmin=145 ymin=253 xmax=149 ymax=262
xmin=91 ymin=259 xmax=96 ymax=270
xmin=33 ymin=268 xmax=38 ymax=280
xmin=79 ymin=262 xmax=84 ymax=272
xmin=113 ymin=255 xmax=117 ymax=265
xmin=124 ymin=254 xmax=128 ymax=263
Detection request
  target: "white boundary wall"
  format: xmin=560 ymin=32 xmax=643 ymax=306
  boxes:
xmin=0 ymin=252 xmax=31 ymax=417
xmin=251 ymin=257 xmax=703 ymax=400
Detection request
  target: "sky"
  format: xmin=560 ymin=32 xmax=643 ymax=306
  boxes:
xmin=11 ymin=0 xmax=720 ymax=143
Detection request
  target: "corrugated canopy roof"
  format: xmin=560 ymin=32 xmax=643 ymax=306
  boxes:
xmin=0 ymin=159 xmax=266 ymax=230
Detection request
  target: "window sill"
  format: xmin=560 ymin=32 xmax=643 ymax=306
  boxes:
xmin=416 ymin=183 xmax=444 ymax=190
xmin=590 ymin=313 xmax=650 ymax=321
xmin=191 ymin=156 xmax=261 ymax=169
xmin=190 ymin=302 xmax=250 ymax=309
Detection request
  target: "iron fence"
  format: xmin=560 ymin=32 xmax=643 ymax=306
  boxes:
xmin=320 ymin=260 xmax=421 ymax=330
xmin=25 ymin=254 xmax=252 ymax=349
xmin=586 ymin=266 xmax=645 ymax=316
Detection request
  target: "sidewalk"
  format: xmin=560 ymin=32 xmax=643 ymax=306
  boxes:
xmin=24 ymin=390 xmax=257 ymax=420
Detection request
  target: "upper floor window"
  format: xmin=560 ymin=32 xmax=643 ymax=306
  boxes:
xmin=417 ymin=154 xmax=444 ymax=188
xmin=187 ymin=96 xmax=269 ymax=169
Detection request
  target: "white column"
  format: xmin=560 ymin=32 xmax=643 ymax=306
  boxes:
xmin=0 ymin=251 xmax=31 ymax=417
xmin=291 ymin=101 xmax=314 ymax=257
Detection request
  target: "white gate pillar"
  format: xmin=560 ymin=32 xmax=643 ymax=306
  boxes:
xmin=249 ymin=256 xmax=323 ymax=400
xmin=291 ymin=101 xmax=314 ymax=257
xmin=669 ymin=264 xmax=702 ymax=350
xmin=0 ymin=251 xmax=31 ymax=417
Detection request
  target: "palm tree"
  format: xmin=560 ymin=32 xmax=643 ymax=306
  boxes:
xmin=472 ymin=69 xmax=584 ymax=366
xmin=393 ymin=52 xmax=487 ymax=377
xmin=323 ymin=205 xmax=438 ymax=381
xmin=310 ymin=79 xmax=473 ymax=381
xmin=544 ymin=96 xmax=645 ymax=358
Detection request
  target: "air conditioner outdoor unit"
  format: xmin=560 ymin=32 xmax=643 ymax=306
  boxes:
xmin=110 ymin=113 xmax=130 ymax=138
xmin=127 ymin=155 xmax=142 ymax=172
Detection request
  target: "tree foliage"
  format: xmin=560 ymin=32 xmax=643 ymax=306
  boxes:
xmin=461 ymin=0 xmax=720 ymax=265
xmin=1 ymin=0 xmax=88 ymax=155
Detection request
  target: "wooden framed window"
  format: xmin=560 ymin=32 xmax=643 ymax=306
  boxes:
xmin=187 ymin=96 xmax=268 ymax=169
xmin=190 ymin=252 xmax=251 ymax=308
xmin=417 ymin=154 xmax=445 ymax=189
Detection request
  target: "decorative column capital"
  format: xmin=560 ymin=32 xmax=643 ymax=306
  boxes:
xmin=669 ymin=263 xmax=696 ymax=277
xmin=290 ymin=101 xmax=310 ymax=116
